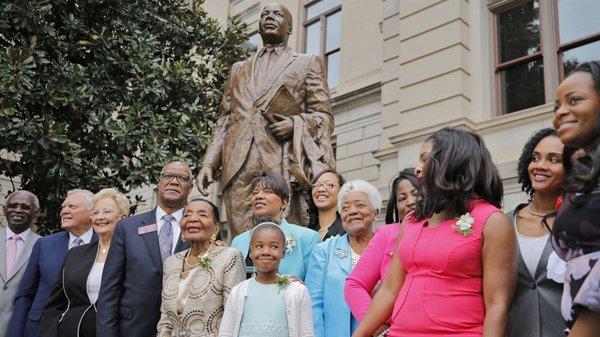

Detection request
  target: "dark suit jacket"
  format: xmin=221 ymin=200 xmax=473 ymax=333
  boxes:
xmin=96 ymin=209 xmax=188 ymax=337
xmin=201 ymin=47 xmax=334 ymax=189
xmin=10 ymin=231 xmax=97 ymax=337
xmin=41 ymin=242 xmax=99 ymax=337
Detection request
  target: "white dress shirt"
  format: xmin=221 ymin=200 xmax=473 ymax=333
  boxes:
xmin=68 ymin=228 xmax=94 ymax=250
xmin=86 ymin=261 xmax=105 ymax=304
xmin=155 ymin=206 xmax=183 ymax=254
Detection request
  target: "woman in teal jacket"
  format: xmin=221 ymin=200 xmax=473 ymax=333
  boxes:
xmin=231 ymin=171 xmax=321 ymax=280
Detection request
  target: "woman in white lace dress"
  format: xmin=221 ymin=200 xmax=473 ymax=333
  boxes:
xmin=157 ymin=198 xmax=245 ymax=337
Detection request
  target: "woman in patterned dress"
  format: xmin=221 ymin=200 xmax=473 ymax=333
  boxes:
xmin=156 ymin=198 xmax=246 ymax=337
xmin=552 ymin=60 xmax=600 ymax=337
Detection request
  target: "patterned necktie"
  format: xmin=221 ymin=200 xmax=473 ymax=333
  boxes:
xmin=72 ymin=237 xmax=84 ymax=248
xmin=159 ymin=214 xmax=175 ymax=262
xmin=6 ymin=234 xmax=21 ymax=276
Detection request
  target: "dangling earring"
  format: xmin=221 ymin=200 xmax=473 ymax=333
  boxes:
xmin=181 ymin=234 xmax=188 ymax=243
xmin=210 ymin=233 xmax=217 ymax=244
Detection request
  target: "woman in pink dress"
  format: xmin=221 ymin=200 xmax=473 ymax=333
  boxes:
xmin=353 ymin=127 xmax=518 ymax=337
xmin=344 ymin=168 xmax=418 ymax=334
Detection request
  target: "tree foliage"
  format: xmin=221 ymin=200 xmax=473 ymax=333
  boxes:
xmin=0 ymin=0 xmax=248 ymax=234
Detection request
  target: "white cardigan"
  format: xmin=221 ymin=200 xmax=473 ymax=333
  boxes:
xmin=218 ymin=278 xmax=315 ymax=337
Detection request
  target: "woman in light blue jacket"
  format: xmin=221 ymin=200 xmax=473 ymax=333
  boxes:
xmin=231 ymin=171 xmax=321 ymax=281
xmin=305 ymin=180 xmax=381 ymax=337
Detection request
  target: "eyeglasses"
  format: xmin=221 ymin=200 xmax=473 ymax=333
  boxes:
xmin=311 ymin=182 xmax=337 ymax=190
xmin=160 ymin=173 xmax=192 ymax=183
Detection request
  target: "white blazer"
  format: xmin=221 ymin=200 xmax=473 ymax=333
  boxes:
xmin=219 ymin=278 xmax=315 ymax=337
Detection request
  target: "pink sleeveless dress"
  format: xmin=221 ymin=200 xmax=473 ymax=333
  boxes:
xmin=388 ymin=199 xmax=499 ymax=337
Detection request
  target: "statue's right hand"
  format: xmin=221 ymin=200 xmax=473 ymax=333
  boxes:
xmin=196 ymin=166 xmax=213 ymax=196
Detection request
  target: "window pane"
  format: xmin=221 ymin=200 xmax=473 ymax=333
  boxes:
xmin=500 ymin=59 xmax=545 ymax=114
xmin=306 ymin=21 xmax=321 ymax=56
xmin=327 ymin=51 xmax=341 ymax=88
xmin=307 ymin=0 xmax=342 ymax=21
xmin=326 ymin=11 xmax=341 ymax=52
xmin=247 ymin=32 xmax=261 ymax=50
xmin=497 ymin=0 xmax=540 ymax=62
xmin=563 ymin=40 xmax=600 ymax=75
xmin=558 ymin=0 xmax=600 ymax=43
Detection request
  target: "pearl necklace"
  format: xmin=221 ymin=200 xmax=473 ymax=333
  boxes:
xmin=527 ymin=204 xmax=553 ymax=217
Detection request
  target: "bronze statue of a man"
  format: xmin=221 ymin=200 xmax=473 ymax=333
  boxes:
xmin=197 ymin=3 xmax=335 ymax=236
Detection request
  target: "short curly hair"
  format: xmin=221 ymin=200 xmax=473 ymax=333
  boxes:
xmin=516 ymin=128 xmax=559 ymax=197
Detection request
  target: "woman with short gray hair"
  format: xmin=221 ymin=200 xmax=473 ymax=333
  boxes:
xmin=306 ymin=180 xmax=380 ymax=337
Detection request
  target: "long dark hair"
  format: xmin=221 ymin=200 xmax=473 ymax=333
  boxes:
xmin=414 ymin=127 xmax=503 ymax=220
xmin=385 ymin=168 xmax=418 ymax=224
xmin=561 ymin=61 xmax=600 ymax=197
xmin=516 ymin=128 xmax=559 ymax=197
xmin=307 ymin=169 xmax=346 ymax=231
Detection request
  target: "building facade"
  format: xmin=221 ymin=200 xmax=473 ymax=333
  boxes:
xmin=202 ymin=0 xmax=600 ymax=220
xmin=2 ymin=0 xmax=598 ymax=229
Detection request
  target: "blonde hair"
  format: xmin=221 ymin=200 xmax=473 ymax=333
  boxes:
xmin=92 ymin=188 xmax=131 ymax=216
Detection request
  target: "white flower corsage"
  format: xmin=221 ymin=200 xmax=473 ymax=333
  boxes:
xmin=285 ymin=234 xmax=296 ymax=254
xmin=454 ymin=213 xmax=474 ymax=236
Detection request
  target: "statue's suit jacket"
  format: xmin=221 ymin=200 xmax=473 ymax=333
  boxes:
xmin=0 ymin=228 xmax=40 ymax=337
xmin=507 ymin=205 xmax=566 ymax=337
xmin=202 ymin=47 xmax=335 ymax=190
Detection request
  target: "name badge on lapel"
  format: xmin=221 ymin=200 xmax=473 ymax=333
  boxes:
xmin=334 ymin=248 xmax=348 ymax=258
xmin=138 ymin=223 xmax=158 ymax=235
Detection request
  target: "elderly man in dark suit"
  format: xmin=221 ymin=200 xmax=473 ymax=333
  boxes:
xmin=10 ymin=189 xmax=96 ymax=337
xmin=96 ymin=161 xmax=191 ymax=337
xmin=1 ymin=190 xmax=41 ymax=337
xmin=196 ymin=2 xmax=335 ymax=236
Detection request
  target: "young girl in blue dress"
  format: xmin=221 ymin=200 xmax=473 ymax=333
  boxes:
xmin=219 ymin=218 xmax=314 ymax=337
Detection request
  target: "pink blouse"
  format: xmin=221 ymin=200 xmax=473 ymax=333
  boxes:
xmin=344 ymin=223 xmax=401 ymax=321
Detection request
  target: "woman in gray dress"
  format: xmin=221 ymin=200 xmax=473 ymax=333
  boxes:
xmin=507 ymin=128 xmax=566 ymax=337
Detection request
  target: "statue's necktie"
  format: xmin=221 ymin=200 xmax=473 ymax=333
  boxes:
xmin=159 ymin=214 xmax=175 ymax=262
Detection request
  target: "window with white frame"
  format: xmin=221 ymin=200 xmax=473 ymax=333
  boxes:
xmin=491 ymin=0 xmax=600 ymax=115
xmin=304 ymin=0 xmax=342 ymax=88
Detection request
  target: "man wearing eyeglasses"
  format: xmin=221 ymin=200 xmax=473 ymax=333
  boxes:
xmin=1 ymin=190 xmax=40 ymax=337
xmin=97 ymin=161 xmax=191 ymax=337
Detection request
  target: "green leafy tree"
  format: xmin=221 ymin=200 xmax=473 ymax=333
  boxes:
xmin=0 ymin=0 xmax=248 ymax=234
